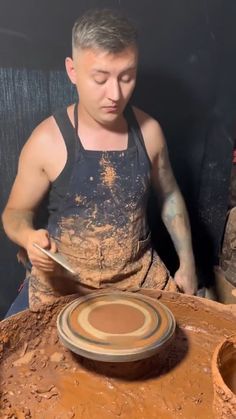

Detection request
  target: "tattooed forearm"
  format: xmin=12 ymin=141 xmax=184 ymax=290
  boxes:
xmin=162 ymin=190 xmax=194 ymax=262
xmin=149 ymin=127 xmax=197 ymax=292
xmin=153 ymin=144 xmax=195 ymax=265
xmin=155 ymin=146 xmax=176 ymax=194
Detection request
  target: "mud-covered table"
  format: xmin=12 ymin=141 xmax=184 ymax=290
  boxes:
xmin=1 ymin=290 xmax=236 ymax=418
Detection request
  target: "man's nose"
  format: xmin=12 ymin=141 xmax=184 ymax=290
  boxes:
xmin=107 ymin=79 xmax=120 ymax=102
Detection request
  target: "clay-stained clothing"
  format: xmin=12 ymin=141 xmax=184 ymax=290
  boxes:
xmin=220 ymin=207 xmax=236 ymax=286
xmin=29 ymin=105 xmax=176 ymax=309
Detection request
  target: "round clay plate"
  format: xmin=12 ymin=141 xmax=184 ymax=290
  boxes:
xmin=57 ymin=291 xmax=176 ymax=362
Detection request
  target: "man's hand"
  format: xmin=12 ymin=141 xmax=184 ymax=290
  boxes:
xmin=26 ymin=229 xmax=57 ymax=272
xmin=174 ymin=265 xmax=198 ymax=295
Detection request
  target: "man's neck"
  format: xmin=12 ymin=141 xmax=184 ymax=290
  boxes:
xmin=76 ymin=104 xmax=129 ymax=151
xmin=77 ymin=104 xmax=127 ymax=134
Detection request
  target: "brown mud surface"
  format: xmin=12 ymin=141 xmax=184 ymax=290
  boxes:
xmin=1 ymin=290 xmax=236 ymax=418
xmin=212 ymin=334 xmax=236 ymax=418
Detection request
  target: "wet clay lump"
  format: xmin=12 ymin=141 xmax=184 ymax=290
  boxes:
xmin=1 ymin=290 xmax=236 ymax=418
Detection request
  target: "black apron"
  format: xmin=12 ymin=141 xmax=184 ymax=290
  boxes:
xmin=29 ymin=104 xmax=174 ymax=310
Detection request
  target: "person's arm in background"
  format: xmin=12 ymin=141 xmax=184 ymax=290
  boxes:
xmin=2 ymin=122 xmax=57 ymax=272
xmin=135 ymin=107 xmax=198 ymax=294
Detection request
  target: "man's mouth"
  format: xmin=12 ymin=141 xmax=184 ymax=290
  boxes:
xmin=102 ymin=105 xmax=118 ymax=112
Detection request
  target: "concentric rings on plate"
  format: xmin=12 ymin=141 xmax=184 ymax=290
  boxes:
xmin=57 ymin=291 xmax=176 ymax=362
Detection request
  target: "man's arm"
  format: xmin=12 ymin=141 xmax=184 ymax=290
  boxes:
xmin=153 ymin=142 xmax=197 ymax=294
xmin=134 ymin=107 xmax=197 ymax=294
xmin=2 ymin=122 xmax=58 ymax=271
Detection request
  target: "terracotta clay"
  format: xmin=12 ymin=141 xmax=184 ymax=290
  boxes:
xmin=88 ymin=303 xmax=145 ymax=333
xmin=212 ymin=334 xmax=236 ymax=418
xmin=62 ymin=292 xmax=174 ymax=362
xmin=57 ymin=292 xmax=176 ymax=376
xmin=1 ymin=290 xmax=236 ymax=418
xmin=79 ymin=340 xmax=174 ymax=380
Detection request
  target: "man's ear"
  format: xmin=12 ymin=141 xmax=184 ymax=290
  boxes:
xmin=65 ymin=57 xmax=77 ymax=84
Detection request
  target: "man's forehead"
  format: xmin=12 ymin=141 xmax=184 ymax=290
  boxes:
xmin=76 ymin=46 xmax=138 ymax=66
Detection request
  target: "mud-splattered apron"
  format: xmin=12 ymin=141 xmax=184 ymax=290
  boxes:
xmin=29 ymin=104 xmax=176 ymax=310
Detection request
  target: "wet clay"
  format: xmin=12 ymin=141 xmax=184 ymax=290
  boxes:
xmin=1 ymin=290 xmax=236 ymax=418
xmin=88 ymin=303 xmax=145 ymax=334
xmin=59 ymin=292 xmax=174 ymax=367
xmin=212 ymin=335 xmax=236 ymax=418
xmin=224 ymin=360 xmax=236 ymax=394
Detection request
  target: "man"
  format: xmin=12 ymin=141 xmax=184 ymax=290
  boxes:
xmin=2 ymin=9 xmax=197 ymax=313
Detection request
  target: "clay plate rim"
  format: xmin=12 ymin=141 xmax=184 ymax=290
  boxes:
xmin=57 ymin=291 xmax=176 ymax=362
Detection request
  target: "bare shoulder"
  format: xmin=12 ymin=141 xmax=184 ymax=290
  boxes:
xmin=132 ymin=106 xmax=166 ymax=162
xmin=21 ymin=115 xmax=60 ymax=158
xmin=4 ymin=110 xmax=71 ymax=210
xmin=19 ymin=114 xmax=66 ymax=176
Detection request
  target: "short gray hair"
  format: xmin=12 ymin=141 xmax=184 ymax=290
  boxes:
xmin=72 ymin=9 xmax=138 ymax=54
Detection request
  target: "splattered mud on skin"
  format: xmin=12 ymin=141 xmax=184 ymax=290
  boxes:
xmin=1 ymin=291 xmax=236 ymax=418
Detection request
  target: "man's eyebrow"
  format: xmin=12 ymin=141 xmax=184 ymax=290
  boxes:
xmin=120 ymin=66 xmax=137 ymax=73
xmin=91 ymin=66 xmax=137 ymax=75
xmin=91 ymin=69 xmax=109 ymax=74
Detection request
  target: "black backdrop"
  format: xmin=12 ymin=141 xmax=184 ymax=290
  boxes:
xmin=0 ymin=0 xmax=235 ymax=317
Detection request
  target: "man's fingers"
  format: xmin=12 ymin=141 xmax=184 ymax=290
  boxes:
xmin=175 ymin=282 xmax=184 ymax=293
xmin=176 ymin=282 xmax=184 ymax=293
xmin=34 ymin=230 xmax=50 ymax=248
xmin=34 ymin=233 xmax=57 ymax=253
xmin=35 ymin=264 xmax=55 ymax=272
xmin=49 ymin=240 xmax=57 ymax=253
xmin=29 ymin=251 xmax=56 ymax=269
xmin=30 ymin=258 xmax=56 ymax=271
xmin=26 ymin=230 xmax=58 ymax=272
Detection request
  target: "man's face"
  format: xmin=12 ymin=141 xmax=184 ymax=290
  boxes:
xmin=66 ymin=46 xmax=138 ymax=126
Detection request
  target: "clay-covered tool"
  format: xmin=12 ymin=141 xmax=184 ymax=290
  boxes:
xmin=57 ymin=291 xmax=176 ymax=362
xmin=33 ymin=243 xmax=76 ymax=275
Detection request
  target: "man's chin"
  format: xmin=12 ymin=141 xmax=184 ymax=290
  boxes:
xmin=97 ymin=111 xmax=123 ymax=126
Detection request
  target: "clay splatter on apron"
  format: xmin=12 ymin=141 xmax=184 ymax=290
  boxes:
xmin=100 ymin=155 xmax=117 ymax=188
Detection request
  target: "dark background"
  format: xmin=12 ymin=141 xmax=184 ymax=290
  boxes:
xmin=0 ymin=0 xmax=235 ymax=318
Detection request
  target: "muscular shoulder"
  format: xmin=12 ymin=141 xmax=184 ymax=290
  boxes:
xmin=19 ymin=114 xmax=66 ymax=178
xmin=132 ymin=106 xmax=166 ymax=162
xmin=24 ymin=115 xmax=61 ymax=155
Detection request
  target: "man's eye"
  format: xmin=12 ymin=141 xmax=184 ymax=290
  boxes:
xmin=94 ymin=78 xmax=107 ymax=85
xmin=120 ymin=75 xmax=132 ymax=83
